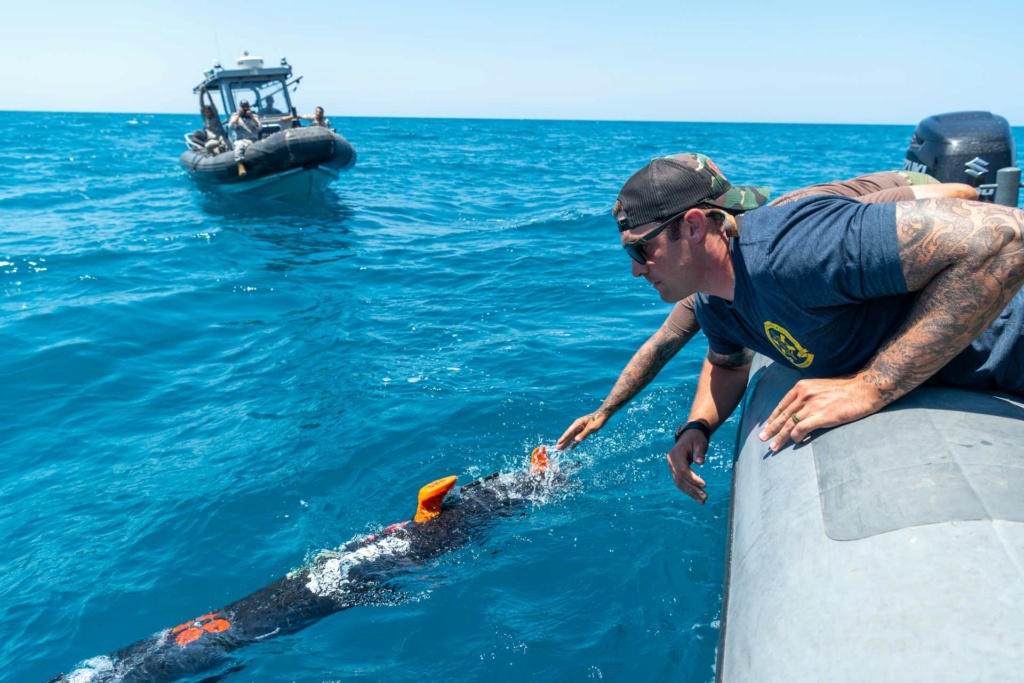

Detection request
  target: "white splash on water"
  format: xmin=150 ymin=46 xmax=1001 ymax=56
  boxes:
xmin=64 ymin=655 xmax=116 ymax=682
xmin=305 ymin=534 xmax=411 ymax=596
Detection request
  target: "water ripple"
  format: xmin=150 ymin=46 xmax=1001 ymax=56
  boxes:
xmin=4 ymin=112 xmax=1022 ymax=682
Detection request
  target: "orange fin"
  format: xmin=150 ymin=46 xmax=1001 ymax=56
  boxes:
xmin=414 ymin=475 xmax=457 ymax=522
xmin=530 ymin=446 xmax=549 ymax=474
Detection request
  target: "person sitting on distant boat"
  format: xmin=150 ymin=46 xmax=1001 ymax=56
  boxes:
xmin=197 ymin=120 xmax=228 ymax=155
xmin=281 ymin=106 xmax=332 ymax=129
xmin=228 ymin=100 xmax=262 ymax=176
xmin=189 ymin=129 xmax=228 ymax=156
xmin=260 ymin=95 xmax=284 ymax=116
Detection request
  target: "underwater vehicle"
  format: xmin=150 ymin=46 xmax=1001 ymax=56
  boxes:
xmin=50 ymin=447 xmax=561 ymax=683
xmin=179 ymin=52 xmax=356 ymax=201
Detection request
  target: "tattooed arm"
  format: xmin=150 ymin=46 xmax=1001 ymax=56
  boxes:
xmin=863 ymin=199 xmax=1024 ymax=397
xmin=666 ymin=348 xmax=752 ymax=503
xmin=556 ymin=302 xmax=698 ymax=450
xmin=761 ymin=198 xmax=1024 ymax=451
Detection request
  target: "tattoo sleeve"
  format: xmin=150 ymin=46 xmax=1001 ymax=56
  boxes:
xmin=859 ymin=199 xmax=1024 ymax=403
xmin=598 ymin=325 xmax=693 ymax=415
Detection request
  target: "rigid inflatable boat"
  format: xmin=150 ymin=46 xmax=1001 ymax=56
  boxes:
xmin=717 ymin=357 xmax=1024 ymax=681
xmin=179 ymin=52 xmax=356 ymax=201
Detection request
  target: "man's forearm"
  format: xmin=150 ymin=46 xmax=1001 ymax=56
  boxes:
xmin=597 ymin=326 xmax=692 ymax=416
xmin=687 ymin=354 xmax=752 ymax=433
xmin=860 ymin=200 xmax=1024 ymax=404
xmin=859 ymin=262 xmax=1023 ymax=402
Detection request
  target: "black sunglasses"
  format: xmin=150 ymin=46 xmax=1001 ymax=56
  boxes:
xmin=623 ymin=209 xmax=688 ymax=264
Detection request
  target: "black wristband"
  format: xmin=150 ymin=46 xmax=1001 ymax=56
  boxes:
xmin=675 ymin=420 xmax=711 ymax=442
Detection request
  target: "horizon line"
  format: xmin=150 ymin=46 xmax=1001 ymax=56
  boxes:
xmin=0 ymin=108 xmax=952 ymax=127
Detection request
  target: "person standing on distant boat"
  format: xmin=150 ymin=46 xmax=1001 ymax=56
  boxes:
xmin=281 ymin=106 xmax=331 ymax=129
xmin=228 ymin=100 xmax=262 ymax=176
xmin=557 ymin=171 xmax=978 ymax=452
xmin=597 ymin=153 xmax=1024 ymax=503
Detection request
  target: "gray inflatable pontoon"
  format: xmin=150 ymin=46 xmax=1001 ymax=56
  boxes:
xmin=179 ymin=126 xmax=356 ymax=184
xmin=717 ymin=355 xmax=1024 ymax=682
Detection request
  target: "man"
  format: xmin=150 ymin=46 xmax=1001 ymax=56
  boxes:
xmin=557 ymin=172 xmax=978 ymax=451
xmin=198 ymin=84 xmax=229 ymax=143
xmin=189 ymin=129 xmax=227 ymax=156
xmin=228 ymin=100 xmax=262 ymax=176
xmin=606 ymin=153 xmax=1023 ymax=503
xmin=260 ymin=95 xmax=284 ymax=116
xmin=281 ymin=106 xmax=332 ymax=129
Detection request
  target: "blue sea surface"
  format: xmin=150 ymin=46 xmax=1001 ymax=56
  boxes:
xmin=3 ymin=112 xmax=1021 ymax=682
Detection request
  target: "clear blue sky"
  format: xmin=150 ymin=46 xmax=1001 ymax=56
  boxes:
xmin=5 ymin=0 xmax=1022 ymax=124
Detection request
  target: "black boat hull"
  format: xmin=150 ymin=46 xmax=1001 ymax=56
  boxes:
xmin=179 ymin=126 xmax=356 ymax=184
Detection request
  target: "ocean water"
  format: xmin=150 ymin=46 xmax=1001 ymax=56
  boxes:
xmin=3 ymin=112 xmax=1021 ymax=683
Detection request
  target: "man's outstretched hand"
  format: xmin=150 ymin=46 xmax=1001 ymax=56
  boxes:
xmin=555 ymin=410 xmax=611 ymax=450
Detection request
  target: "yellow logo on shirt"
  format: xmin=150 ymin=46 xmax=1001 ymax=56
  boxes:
xmin=764 ymin=321 xmax=814 ymax=368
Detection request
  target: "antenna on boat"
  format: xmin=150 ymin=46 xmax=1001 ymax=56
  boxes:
xmin=213 ymin=28 xmax=222 ymax=66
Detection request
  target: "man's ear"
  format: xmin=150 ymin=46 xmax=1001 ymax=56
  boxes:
xmin=680 ymin=208 xmax=709 ymax=241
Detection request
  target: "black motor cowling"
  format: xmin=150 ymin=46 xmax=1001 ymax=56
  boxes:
xmin=904 ymin=111 xmax=1016 ymax=202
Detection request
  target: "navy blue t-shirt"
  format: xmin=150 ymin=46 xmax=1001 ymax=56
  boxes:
xmin=696 ymin=194 xmax=1024 ymax=393
xmin=694 ymin=195 xmax=1024 ymax=394
xmin=695 ymin=195 xmax=913 ymax=377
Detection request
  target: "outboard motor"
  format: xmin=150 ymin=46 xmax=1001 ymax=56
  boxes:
xmin=904 ymin=111 xmax=1018 ymax=204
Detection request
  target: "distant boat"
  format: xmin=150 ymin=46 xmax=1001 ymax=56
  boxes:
xmin=179 ymin=52 xmax=356 ymax=201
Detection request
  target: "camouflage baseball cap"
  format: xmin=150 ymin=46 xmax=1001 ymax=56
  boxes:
xmin=615 ymin=153 xmax=771 ymax=231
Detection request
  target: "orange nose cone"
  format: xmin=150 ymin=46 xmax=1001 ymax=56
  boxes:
xmin=530 ymin=446 xmax=549 ymax=474
xmin=414 ymin=475 xmax=457 ymax=522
